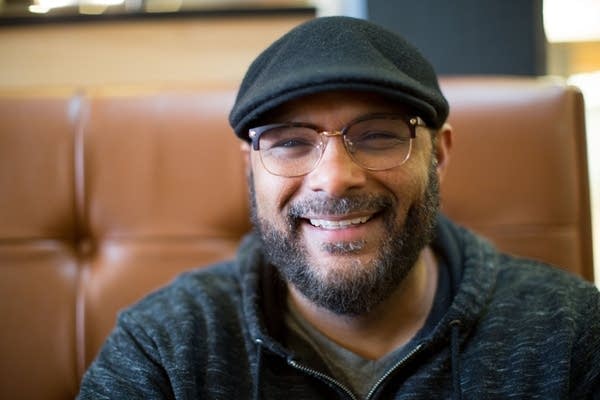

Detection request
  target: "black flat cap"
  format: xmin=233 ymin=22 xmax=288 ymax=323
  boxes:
xmin=229 ymin=16 xmax=449 ymax=140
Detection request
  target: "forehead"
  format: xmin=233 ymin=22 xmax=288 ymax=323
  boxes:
xmin=261 ymin=90 xmax=412 ymax=124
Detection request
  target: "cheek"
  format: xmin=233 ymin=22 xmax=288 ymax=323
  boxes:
xmin=379 ymin=154 xmax=431 ymax=211
xmin=250 ymin=155 xmax=300 ymax=216
xmin=389 ymin=172 xmax=424 ymax=210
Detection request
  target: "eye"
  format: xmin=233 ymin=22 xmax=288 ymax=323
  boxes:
xmin=269 ymin=137 xmax=313 ymax=149
xmin=354 ymin=130 xmax=409 ymax=150
xmin=260 ymin=127 xmax=319 ymax=159
xmin=360 ymin=130 xmax=399 ymax=140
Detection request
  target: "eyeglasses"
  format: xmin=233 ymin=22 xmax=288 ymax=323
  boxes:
xmin=248 ymin=113 xmax=426 ymax=177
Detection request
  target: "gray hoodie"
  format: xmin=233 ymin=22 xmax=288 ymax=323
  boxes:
xmin=78 ymin=215 xmax=600 ymax=399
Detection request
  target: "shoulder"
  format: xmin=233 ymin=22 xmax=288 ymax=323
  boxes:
xmin=484 ymin=256 xmax=600 ymax=390
xmin=79 ymin=260 xmax=254 ymax=398
xmin=478 ymin=252 xmax=600 ymax=363
xmin=442 ymin=214 xmax=600 ymax=335
xmin=439 ymin=214 xmax=599 ymax=310
xmin=113 ymin=232 xmax=267 ymax=340
xmin=493 ymin=254 xmax=598 ymax=311
xmin=118 ymin=260 xmax=245 ymax=333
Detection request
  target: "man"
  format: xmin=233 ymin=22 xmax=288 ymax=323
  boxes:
xmin=78 ymin=16 xmax=600 ymax=399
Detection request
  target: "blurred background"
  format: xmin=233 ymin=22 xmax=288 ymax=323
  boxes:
xmin=0 ymin=0 xmax=598 ymax=283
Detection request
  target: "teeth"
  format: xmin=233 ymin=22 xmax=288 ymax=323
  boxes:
xmin=309 ymin=215 xmax=371 ymax=229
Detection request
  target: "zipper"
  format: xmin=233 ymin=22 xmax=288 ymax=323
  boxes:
xmin=287 ymin=358 xmax=358 ymax=400
xmin=364 ymin=343 xmax=424 ymax=400
xmin=255 ymin=337 xmax=357 ymax=399
xmin=286 ymin=342 xmax=424 ymax=400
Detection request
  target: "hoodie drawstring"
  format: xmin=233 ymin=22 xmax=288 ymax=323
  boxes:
xmin=450 ymin=320 xmax=463 ymax=400
xmin=253 ymin=338 xmax=264 ymax=400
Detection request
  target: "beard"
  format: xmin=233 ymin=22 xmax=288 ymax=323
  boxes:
xmin=249 ymin=158 xmax=440 ymax=316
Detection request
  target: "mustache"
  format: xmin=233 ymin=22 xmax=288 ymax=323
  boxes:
xmin=288 ymin=193 xmax=395 ymax=218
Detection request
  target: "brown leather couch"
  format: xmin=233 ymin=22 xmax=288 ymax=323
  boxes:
xmin=0 ymin=77 xmax=593 ymax=399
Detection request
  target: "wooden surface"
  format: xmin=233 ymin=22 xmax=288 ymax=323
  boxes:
xmin=0 ymin=15 xmax=311 ymax=88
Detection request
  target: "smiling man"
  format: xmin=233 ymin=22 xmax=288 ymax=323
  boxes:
xmin=248 ymin=91 xmax=444 ymax=320
xmin=78 ymin=16 xmax=600 ymax=399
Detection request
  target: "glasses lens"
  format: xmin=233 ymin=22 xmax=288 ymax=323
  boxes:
xmin=258 ymin=125 xmax=321 ymax=176
xmin=345 ymin=116 xmax=413 ymax=170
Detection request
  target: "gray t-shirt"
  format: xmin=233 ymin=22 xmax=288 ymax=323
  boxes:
xmin=283 ymin=257 xmax=452 ymax=399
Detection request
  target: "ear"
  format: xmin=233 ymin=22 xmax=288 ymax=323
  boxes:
xmin=433 ymin=123 xmax=453 ymax=182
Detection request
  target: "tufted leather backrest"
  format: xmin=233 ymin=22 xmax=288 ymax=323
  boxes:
xmin=0 ymin=77 xmax=593 ymax=399
xmin=0 ymin=89 xmax=81 ymax=400
xmin=440 ymin=77 xmax=593 ymax=281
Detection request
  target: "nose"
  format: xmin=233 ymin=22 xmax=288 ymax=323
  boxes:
xmin=305 ymin=135 xmax=367 ymax=196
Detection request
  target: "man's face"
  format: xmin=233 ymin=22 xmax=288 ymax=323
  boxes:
xmin=247 ymin=91 xmax=445 ymax=316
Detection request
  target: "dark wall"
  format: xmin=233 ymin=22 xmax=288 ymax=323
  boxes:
xmin=368 ymin=0 xmax=546 ymax=76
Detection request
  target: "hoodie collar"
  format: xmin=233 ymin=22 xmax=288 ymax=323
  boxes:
xmin=429 ymin=214 xmax=499 ymax=344
xmin=237 ymin=232 xmax=291 ymax=357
